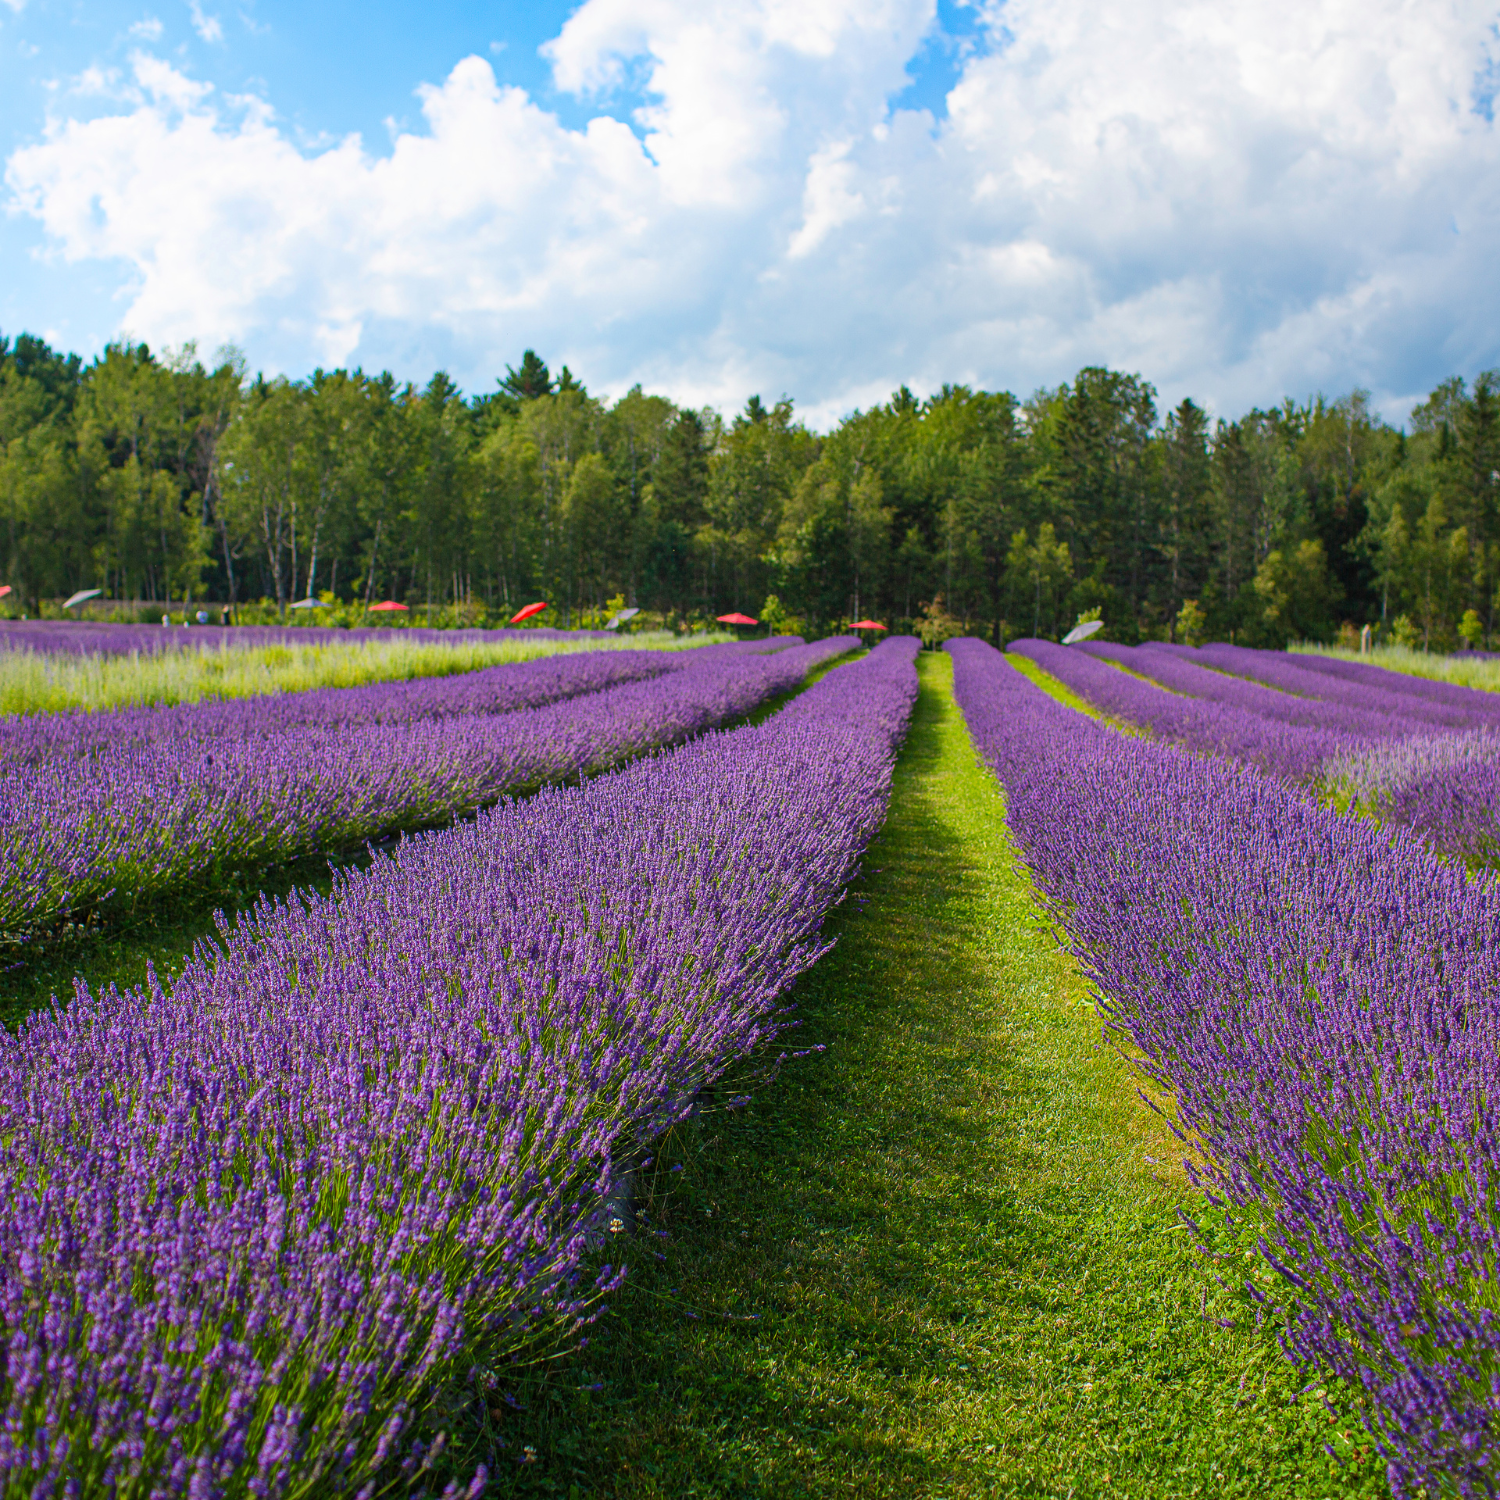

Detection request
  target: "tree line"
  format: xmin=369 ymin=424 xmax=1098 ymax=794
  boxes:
xmin=2 ymin=331 xmax=1497 ymax=649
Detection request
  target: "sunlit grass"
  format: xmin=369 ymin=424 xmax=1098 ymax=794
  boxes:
xmin=1008 ymin=649 xmax=1152 ymax=737
xmin=453 ymin=655 xmax=1382 ymax=1498
xmin=0 ymin=631 xmax=723 ymax=716
xmin=1294 ymin=640 xmax=1500 ymax=693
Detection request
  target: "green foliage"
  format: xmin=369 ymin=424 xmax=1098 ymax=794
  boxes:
xmin=915 ymin=595 xmax=964 ymax=649
xmin=757 ymin=593 xmax=804 ymax=638
xmin=2 ymin=327 xmax=1498 ymax=652
xmin=1007 ymin=522 xmax=1072 ymax=636
xmin=1252 ymin=538 xmax=1338 ymax=646
xmin=500 ymin=350 xmax=556 ymax=402
xmin=1176 ymin=597 xmax=1208 ymax=647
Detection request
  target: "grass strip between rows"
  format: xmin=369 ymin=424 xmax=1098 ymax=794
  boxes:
xmin=463 ymin=652 xmax=1382 ymax=1499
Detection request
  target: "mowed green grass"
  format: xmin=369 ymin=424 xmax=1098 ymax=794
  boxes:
xmin=474 ymin=652 xmax=1385 ymax=1499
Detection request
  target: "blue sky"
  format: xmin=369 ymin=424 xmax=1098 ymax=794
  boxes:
xmin=0 ymin=1 xmax=576 ymax=351
xmin=2 ymin=0 xmax=1497 ymax=425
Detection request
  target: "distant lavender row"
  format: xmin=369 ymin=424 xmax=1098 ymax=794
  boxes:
xmin=0 ymin=619 xmax=614 ymax=655
xmin=1083 ymin=640 xmax=1448 ymax=742
xmin=950 ymin=636 xmax=1500 ymax=1497
xmin=1323 ymin=732 xmax=1500 ymax=866
xmin=0 ymin=638 xmax=801 ymax=765
xmin=1284 ymin=645 xmax=1500 ymax=712
xmin=1130 ymin=641 xmax=1500 ymax=860
xmin=1163 ymin=641 xmax=1500 ymax=729
xmin=1021 ymin=638 xmax=1500 ymax=863
xmin=0 ymin=649 xmax=670 ymax=763
xmin=0 ymin=636 xmax=919 ymax=1498
xmin=1008 ymin=636 xmax=1356 ymax=779
xmin=0 ymin=637 xmax=855 ymax=934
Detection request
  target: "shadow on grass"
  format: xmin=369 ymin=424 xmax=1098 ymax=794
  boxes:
xmin=0 ymin=847 xmax=375 ymax=1030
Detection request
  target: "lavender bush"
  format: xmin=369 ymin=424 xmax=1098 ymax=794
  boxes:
xmin=1172 ymin=642 xmax=1500 ymax=730
xmin=0 ymin=640 xmax=800 ymax=764
xmin=1389 ymin=758 xmax=1500 ymax=867
xmin=951 ymin=636 xmax=1500 ymax=1498
xmin=1008 ymin=636 xmax=1359 ymax=779
xmin=1083 ymin=640 xmax=1429 ymax=742
xmin=0 ymin=636 xmax=919 ymax=1498
xmin=1117 ymin=641 xmax=1500 ymax=864
xmin=1323 ymin=732 xmax=1500 ymax=866
xmin=0 ymin=628 xmax=787 ymax=718
xmin=0 ymin=637 xmax=853 ymax=936
xmin=1020 ymin=638 xmax=1500 ymax=870
xmin=0 ymin=648 xmax=675 ymax=763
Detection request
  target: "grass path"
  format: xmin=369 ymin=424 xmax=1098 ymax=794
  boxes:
xmin=480 ymin=652 xmax=1384 ymax=1498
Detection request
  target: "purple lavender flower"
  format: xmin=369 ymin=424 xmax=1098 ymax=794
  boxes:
xmin=0 ymin=637 xmax=920 ymax=1497
xmin=1170 ymin=641 xmax=1500 ymax=729
xmin=1008 ymin=636 xmax=1360 ymax=780
xmin=949 ymin=635 xmax=1500 ymax=1497
xmin=0 ymin=638 xmax=851 ymax=935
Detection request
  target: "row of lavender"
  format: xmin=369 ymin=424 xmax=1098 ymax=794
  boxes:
xmin=0 ymin=620 xmax=614 ymax=655
xmin=0 ymin=636 xmax=920 ymax=1498
xmin=0 ymin=637 xmax=851 ymax=935
xmin=949 ymin=637 xmax=1497 ymax=1497
xmin=0 ymin=637 xmax=797 ymax=763
xmin=1174 ymin=645 xmax=1500 ymax=862
xmin=1010 ymin=635 xmax=1500 ymax=863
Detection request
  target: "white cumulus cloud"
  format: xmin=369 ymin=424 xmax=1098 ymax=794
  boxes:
xmin=187 ymin=0 xmax=222 ymax=45
xmin=4 ymin=0 xmax=1499 ymax=420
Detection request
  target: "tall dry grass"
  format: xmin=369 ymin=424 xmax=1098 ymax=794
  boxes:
xmin=0 ymin=632 xmax=712 ymax=715
xmin=1292 ymin=641 xmax=1500 ymax=694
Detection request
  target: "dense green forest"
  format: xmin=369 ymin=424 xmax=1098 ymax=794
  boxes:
xmin=2 ymin=331 xmax=1497 ymax=648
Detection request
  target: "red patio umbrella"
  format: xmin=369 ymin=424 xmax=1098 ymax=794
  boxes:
xmin=509 ymin=601 xmax=549 ymax=624
xmin=0 ymin=586 xmax=10 ymax=599
xmin=368 ymin=600 xmax=409 ymax=612
xmin=716 ymin=612 xmax=759 ymax=626
xmin=849 ymin=619 xmax=886 ymax=631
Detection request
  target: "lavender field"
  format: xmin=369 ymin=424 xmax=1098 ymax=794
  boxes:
xmin=0 ymin=624 xmax=721 ymax=717
xmin=961 ymin=638 xmax=1500 ymax=1497
xmin=1012 ymin=634 xmax=1500 ymax=866
xmin=0 ymin=622 xmax=1494 ymax=1496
